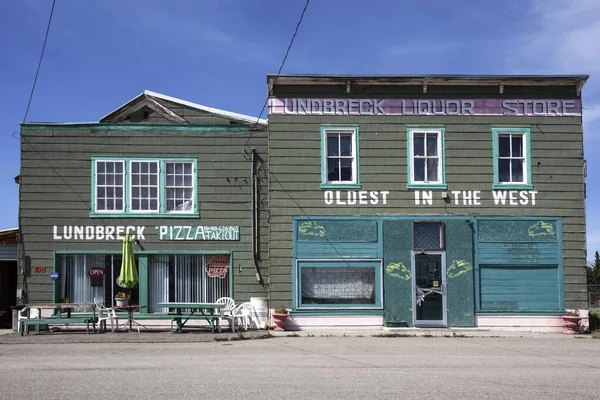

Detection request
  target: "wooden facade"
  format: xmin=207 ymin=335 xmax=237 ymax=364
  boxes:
xmin=267 ymin=75 xmax=588 ymax=330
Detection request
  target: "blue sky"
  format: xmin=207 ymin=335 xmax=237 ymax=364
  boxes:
xmin=1 ymin=0 xmax=599 ymax=255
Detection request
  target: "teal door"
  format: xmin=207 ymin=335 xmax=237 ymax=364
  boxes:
xmin=413 ymin=252 xmax=446 ymax=326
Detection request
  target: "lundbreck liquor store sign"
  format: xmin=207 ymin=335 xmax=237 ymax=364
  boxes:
xmin=52 ymin=225 xmax=240 ymax=241
xmin=269 ymin=98 xmax=582 ymax=116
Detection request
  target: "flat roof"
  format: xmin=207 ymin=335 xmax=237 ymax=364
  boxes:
xmin=267 ymin=74 xmax=589 ymax=87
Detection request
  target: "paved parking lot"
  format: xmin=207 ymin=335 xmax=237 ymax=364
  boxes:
xmin=1 ymin=333 xmax=598 ymax=400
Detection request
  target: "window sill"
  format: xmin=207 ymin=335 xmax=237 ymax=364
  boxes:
xmin=320 ymin=183 xmax=362 ymax=190
xmin=294 ymin=306 xmax=383 ymax=313
xmin=492 ymin=184 xmax=534 ymax=190
xmin=89 ymin=213 xmax=200 ymax=219
xmin=407 ymin=184 xmax=448 ymax=190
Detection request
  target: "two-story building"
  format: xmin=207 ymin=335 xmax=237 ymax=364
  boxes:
xmin=18 ymin=90 xmax=268 ymax=322
xmin=267 ymin=74 xmax=589 ymax=332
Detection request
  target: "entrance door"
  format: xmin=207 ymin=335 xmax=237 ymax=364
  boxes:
xmin=412 ymin=252 xmax=446 ymax=326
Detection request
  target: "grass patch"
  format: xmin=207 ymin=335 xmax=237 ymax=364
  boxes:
xmin=422 ymin=333 xmax=434 ymax=338
xmin=214 ymin=333 xmax=273 ymax=342
xmin=285 ymin=333 xmax=301 ymax=337
xmin=372 ymin=333 xmax=416 ymax=338
xmin=591 ymin=331 xmax=600 ymax=339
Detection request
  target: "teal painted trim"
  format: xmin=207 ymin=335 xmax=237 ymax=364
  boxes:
xmin=377 ymin=218 xmax=384 ymax=259
xmin=492 ymin=184 xmax=535 ymax=190
xmin=473 ymin=220 xmax=481 ymax=312
xmin=89 ymin=213 xmax=200 ymax=218
xmin=320 ymin=183 xmax=362 ymax=189
xmin=320 ymin=125 xmax=361 ymax=187
xmin=55 ymin=250 xmax=231 ymax=255
xmin=557 ymin=218 xmax=565 ymax=312
xmin=492 ymin=127 xmax=533 ymax=189
xmin=52 ymin=250 xmax=57 ymax=303
xmin=296 ymin=260 xmax=383 ymax=310
xmin=292 ymin=219 xmax=298 ymax=310
xmin=407 ymin=184 xmax=448 ymax=190
xmin=475 ymin=312 xmax=564 ymax=316
xmin=229 ymin=253 xmax=234 ymax=298
xmin=91 ymin=156 xmax=199 ymax=218
xmin=139 ymin=255 xmax=149 ymax=310
xmin=21 ymin=123 xmax=254 ymax=132
xmin=406 ymin=127 xmax=446 ymax=187
xmin=290 ymin=310 xmax=384 ymax=316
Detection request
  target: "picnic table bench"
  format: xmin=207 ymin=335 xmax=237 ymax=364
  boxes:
xmin=19 ymin=303 xmax=97 ymax=335
xmin=157 ymin=302 xmax=224 ymax=333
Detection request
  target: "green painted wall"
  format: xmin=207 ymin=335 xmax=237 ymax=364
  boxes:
xmin=19 ymin=113 xmax=269 ymax=303
xmin=268 ymin=83 xmax=587 ymax=312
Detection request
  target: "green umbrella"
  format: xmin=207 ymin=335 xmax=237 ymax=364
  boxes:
xmin=118 ymin=234 xmax=138 ymax=290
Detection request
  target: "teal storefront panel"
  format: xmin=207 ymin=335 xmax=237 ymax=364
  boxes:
xmin=445 ymin=220 xmax=475 ymax=327
xmin=383 ymin=219 xmax=413 ymax=327
xmin=479 ymin=266 xmax=560 ymax=312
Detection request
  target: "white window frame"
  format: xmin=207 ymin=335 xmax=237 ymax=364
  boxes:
xmin=321 ymin=126 xmax=361 ymax=188
xmin=94 ymin=160 xmax=125 ymax=214
xmin=492 ymin=127 xmax=532 ymax=189
xmin=407 ymin=127 xmax=446 ymax=188
xmin=129 ymin=160 xmax=160 ymax=214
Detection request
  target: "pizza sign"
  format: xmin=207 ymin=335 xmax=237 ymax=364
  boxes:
xmin=205 ymin=255 xmax=229 ymax=279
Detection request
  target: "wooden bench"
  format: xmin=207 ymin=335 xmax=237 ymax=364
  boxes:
xmin=20 ymin=316 xmax=97 ymax=335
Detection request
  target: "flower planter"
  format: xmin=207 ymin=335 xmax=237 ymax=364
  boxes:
xmin=115 ymin=298 xmax=130 ymax=307
xmin=272 ymin=313 xmax=288 ymax=331
xmin=562 ymin=315 xmax=581 ymax=334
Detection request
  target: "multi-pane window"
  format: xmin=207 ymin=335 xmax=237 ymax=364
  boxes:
xmin=95 ymin=161 xmax=124 ymax=212
xmin=492 ymin=127 xmax=531 ymax=188
xmin=413 ymin=222 xmax=445 ymax=250
xmin=407 ymin=128 xmax=446 ymax=187
xmin=321 ymin=126 xmax=360 ymax=187
xmin=92 ymin=157 xmax=197 ymax=216
xmin=165 ymin=162 xmax=194 ymax=212
xmin=130 ymin=161 xmax=159 ymax=212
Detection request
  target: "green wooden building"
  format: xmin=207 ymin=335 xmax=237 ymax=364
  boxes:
xmin=267 ymin=74 xmax=589 ymax=331
xmin=18 ymin=91 xmax=268 ymax=323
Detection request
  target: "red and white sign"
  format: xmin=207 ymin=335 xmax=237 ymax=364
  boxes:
xmin=205 ymin=255 xmax=229 ymax=279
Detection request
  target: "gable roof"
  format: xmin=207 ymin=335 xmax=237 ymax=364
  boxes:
xmin=101 ymin=90 xmax=267 ymax=126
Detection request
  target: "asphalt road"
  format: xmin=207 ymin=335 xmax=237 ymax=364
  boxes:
xmin=1 ymin=336 xmax=598 ymax=400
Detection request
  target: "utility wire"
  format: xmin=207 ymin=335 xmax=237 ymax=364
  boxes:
xmin=244 ymin=0 xmax=310 ymax=149
xmin=22 ymin=0 xmax=56 ymax=124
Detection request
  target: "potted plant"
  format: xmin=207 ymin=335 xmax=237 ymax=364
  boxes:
xmin=271 ymin=305 xmax=289 ymax=331
xmin=115 ymin=292 xmax=130 ymax=307
xmin=562 ymin=309 xmax=581 ymax=334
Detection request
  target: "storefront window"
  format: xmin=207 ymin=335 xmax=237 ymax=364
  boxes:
xmin=149 ymin=254 xmax=229 ymax=313
xmin=297 ymin=260 xmax=382 ymax=309
xmin=57 ymin=254 xmax=139 ymax=306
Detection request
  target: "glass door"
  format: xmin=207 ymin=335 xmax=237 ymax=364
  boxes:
xmin=412 ymin=252 xmax=446 ymax=326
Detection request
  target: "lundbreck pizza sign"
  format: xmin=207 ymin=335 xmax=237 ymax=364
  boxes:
xmin=268 ymin=98 xmax=581 ymax=117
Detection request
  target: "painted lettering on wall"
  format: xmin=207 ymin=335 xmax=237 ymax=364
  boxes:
xmin=413 ymin=190 xmax=538 ymax=206
xmin=269 ymin=98 xmax=581 ymax=117
xmin=53 ymin=225 xmax=146 ymax=240
xmin=158 ymin=226 xmax=240 ymax=241
xmin=324 ymin=190 xmax=389 ymax=206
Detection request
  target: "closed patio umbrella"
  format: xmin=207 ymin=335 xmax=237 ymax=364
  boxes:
xmin=118 ymin=234 xmax=138 ymax=292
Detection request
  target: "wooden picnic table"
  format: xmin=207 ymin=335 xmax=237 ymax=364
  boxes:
xmin=20 ymin=302 xmax=97 ymax=335
xmin=157 ymin=302 xmax=225 ymax=333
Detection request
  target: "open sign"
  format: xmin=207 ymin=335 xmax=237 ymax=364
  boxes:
xmin=89 ymin=268 xmax=105 ymax=276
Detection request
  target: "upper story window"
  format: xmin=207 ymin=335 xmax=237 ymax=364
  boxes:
xmin=91 ymin=157 xmax=198 ymax=218
xmin=321 ymin=126 xmax=361 ymax=189
xmin=407 ymin=127 xmax=447 ymax=189
xmin=492 ymin=127 xmax=532 ymax=189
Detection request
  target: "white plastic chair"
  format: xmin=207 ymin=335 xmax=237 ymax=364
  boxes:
xmin=94 ymin=297 xmax=119 ymax=333
xmin=232 ymin=302 xmax=255 ymax=331
xmin=215 ymin=297 xmax=236 ymax=333
xmin=17 ymin=307 xmax=39 ymax=334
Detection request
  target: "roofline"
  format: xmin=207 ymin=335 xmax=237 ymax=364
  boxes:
xmin=0 ymin=228 xmax=18 ymax=234
xmin=267 ymin=74 xmax=590 ymax=87
xmin=100 ymin=90 xmax=267 ymax=126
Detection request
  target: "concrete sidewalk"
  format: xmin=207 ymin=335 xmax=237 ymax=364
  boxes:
xmin=0 ymin=327 xmax=590 ymax=343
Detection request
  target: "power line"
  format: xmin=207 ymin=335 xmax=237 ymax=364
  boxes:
xmin=22 ymin=0 xmax=56 ymax=124
xmin=244 ymin=0 xmax=310 ymax=149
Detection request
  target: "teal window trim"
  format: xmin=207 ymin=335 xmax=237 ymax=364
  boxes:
xmin=320 ymin=125 xmax=361 ymax=189
xmin=406 ymin=127 xmax=447 ymax=189
xmin=492 ymin=127 xmax=533 ymax=190
xmin=295 ymin=259 xmax=383 ymax=310
xmin=90 ymin=156 xmax=199 ymax=218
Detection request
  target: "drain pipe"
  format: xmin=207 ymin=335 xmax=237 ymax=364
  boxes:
xmin=250 ymin=148 xmax=263 ymax=283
